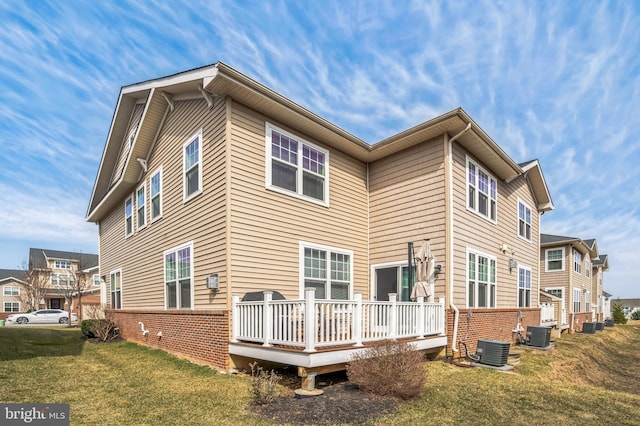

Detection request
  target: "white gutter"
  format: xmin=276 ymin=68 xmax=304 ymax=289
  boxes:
xmin=447 ymin=123 xmax=471 ymax=352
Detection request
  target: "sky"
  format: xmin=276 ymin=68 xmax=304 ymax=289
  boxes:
xmin=0 ymin=1 xmax=638 ymax=298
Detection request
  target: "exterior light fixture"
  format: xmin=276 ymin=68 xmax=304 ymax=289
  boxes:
xmin=206 ymin=274 xmax=219 ymax=289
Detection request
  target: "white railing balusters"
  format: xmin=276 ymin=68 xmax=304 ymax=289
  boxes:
xmin=232 ymin=290 xmax=446 ymax=351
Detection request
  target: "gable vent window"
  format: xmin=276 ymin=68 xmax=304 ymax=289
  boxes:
xmin=183 ymin=130 xmax=202 ymax=202
xmin=266 ymin=123 xmax=329 ymax=206
xmin=125 ymin=195 xmax=133 ymax=237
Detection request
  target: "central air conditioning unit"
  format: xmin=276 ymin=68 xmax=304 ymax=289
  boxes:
xmin=595 ymin=322 xmax=605 ymax=331
xmin=476 ymin=340 xmax=510 ymax=367
xmin=605 ymin=319 xmax=615 ymax=327
xmin=526 ymin=326 xmax=552 ymax=347
xmin=582 ymin=322 xmax=597 ymax=334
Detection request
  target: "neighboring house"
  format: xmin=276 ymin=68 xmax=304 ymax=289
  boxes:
xmin=28 ymin=248 xmax=101 ymax=319
xmin=86 ymin=62 xmax=553 ymax=374
xmin=592 ymin=254 xmax=609 ymax=320
xmin=0 ymin=269 xmax=26 ymax=319
xmin=613 ymin=298 xmax=640 ymax=319
xmin=539 ymin=234 xmax=608 ymax=333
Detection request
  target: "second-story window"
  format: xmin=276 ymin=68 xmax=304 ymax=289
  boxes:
xmin=467 ymin=157 xmax=497 ymax=223
xmin=183 ymin=131 xmax=202 ymax=201
xmin=266 ymin=123 xmax=329 ymax=205
xmin=150 ymin=168 xmax=162 ymax=221
xmin=518 ymin=200 xmax=532 ymax=241
xmin=125 ymin=195 xmax=133 ymax=237
xmin=136 ymin=183 xmax=146 ymax=230
xmin=3 ymin=286 xmax=19 ymax=296
xmin=545 ymin=248 xmax=564 ymax=271
xmin=586 ymin=261 xmax=591 ymax=278
xmin=573 ymin=250 xmax=582 ymax=274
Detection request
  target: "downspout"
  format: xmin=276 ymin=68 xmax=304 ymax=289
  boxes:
xmin=445 ymin=122 xmax=471 ymax=352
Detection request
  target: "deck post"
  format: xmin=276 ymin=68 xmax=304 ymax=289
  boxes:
xmin=353 ymin=292 xmax=363 ymax=347
xmin=231 ymin=294 xmax=240 ymax=343
xmin=262 ymin=291 xmax=273 ymax=347
xmin=304 ymin=288 xmax=316 ymax=353
xmin=438 ymin=297 xmax=445 ymax=334
xmin=389 ymin=293 xmax=397 ymax=340
xmin=417 ymin=296 xmax=425 ymax=339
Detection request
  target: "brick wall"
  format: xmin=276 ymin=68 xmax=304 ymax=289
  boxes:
xmin=570 ymin=312 xmax=594 ymax=333
xmin=109 ymin=309 xmax=230 ymax=371
xmin=446 ymin=307 xmax=541 ymax=355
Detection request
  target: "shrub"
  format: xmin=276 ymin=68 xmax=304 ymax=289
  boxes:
xmin=80 ymin=320 xmax=94 ymax=337
xmin=347 ymin=340 xmax=426 ymax=400
xmin=612 ymin=304 xmax=628 ymax=325
xmin=249 ymin=362 xmax=281 ymax=405
xmin=631 ymin=310 xmax=640 ymax=321
xmin=90 ymin=319 xmax=119 ymax=342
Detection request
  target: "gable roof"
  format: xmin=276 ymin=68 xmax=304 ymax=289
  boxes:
xmin=87 ymin=62 xmax=554 ymax=222
xmin=593 ymin=253 xmax=609 ymax=271
xmin=0 ymin=269 xmax=26 ymax=284
xmin=540 ymin=234 xmax=599 ymax=257
xmin=29 ymin=248 xmax=99 ymax=271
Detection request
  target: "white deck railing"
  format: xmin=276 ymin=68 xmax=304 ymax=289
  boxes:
xmin=232 ymin=288 xmax=446 ymax=353
xmin=540 ymin=303 xmax=555 ymax=322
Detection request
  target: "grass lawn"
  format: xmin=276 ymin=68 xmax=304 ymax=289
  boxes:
xmin=1 ymin=323 xmax=640 ymax=425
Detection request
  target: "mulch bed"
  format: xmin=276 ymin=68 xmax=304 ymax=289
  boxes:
xmin=251 ymin=371 xmax=400 ymax=425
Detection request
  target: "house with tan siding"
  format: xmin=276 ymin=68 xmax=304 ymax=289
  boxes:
xmin=86 ymin=63 xmax=554 ymax=377
xmin=539 ymin=234 xmax=609 ymax=332
xmin=1 ymin=269 xmax=25 ymax=318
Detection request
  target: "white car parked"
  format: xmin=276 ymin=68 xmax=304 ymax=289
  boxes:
xmin=6 ymin=309 xmax=77 ymax=325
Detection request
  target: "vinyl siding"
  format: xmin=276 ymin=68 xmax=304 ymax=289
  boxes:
xmin=109 ymin=103 xmax=145 ymax=187
xmin=99 ymin=98 xmax=228 ymax=310
xmin=451 ymin=143 xmax=540 ymax=308
xmin=227 ymin=102 xmax=369 ymax=299
xmin=540 ymin=245 xmax=593 ymax=313
xmin=369 ymin=136 xmax=447 ymax=296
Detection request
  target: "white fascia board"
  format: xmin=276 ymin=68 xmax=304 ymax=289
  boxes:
xmin=122 ymin=66 xmax=219 ymax=95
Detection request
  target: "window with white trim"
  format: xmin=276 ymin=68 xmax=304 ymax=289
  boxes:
xmin=164 ymin=242 xmax=193 ymax=309
xmin=183 ymin=131 xmax=202 ymax=201
xmin=267 ymin=124 xmax=329 ymax=205
xmin=467 ymin=250 xmax=496 ymax=308
xmin=467 ymin=157 xmax=497 ymax=222
xmin=54 ymin=260 xmax=72 ymax=269
xmin=110 ymin=270 xmax=122 ymax=309
xmin=3 ymin=302 xmax=19 ymax=312
xmin=585 ymin=261 xmax=591 ymax=278
xmin=150 ymin=168 xmax=162 ymax=221
xmin=136 ymin=183 xmax=146 ymax=230
xmin=585 ymin=290 xmax=591 ymax=312
xmin=51 ymin=273 xmax=74 ymax=287
xmin=518 ymin=266 xmax=531 ymax=308
xmin=93 ymin=274 xmax=101 ymax=287
xmin=545 ymin=248 xmax=564 ymax=271
xmin=573 ymin=250 xmax=582 ymax=274
xmin=3 ymin=286 xmax=19 ymax=296
xmin=573 ymin=288 xmax=581 ymax=313
xmin=301 ymin=242 xmax=352 ymax=299
xmin=125 ymin=195 xmax=133 ymax=237
xmin=518 ymin=200 xmax=532 ymax=241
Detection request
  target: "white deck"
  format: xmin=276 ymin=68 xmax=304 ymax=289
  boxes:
xmin=230 ymin=289 xmax=447 ymax=367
